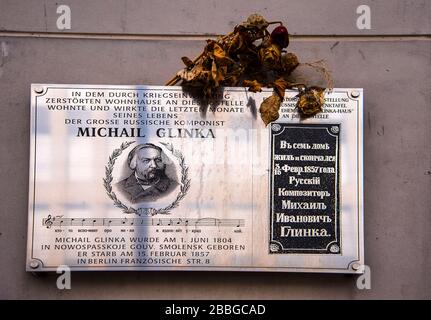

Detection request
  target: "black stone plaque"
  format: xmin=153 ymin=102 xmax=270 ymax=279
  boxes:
xmin=269 ymin=123 xmax=340 ymax=254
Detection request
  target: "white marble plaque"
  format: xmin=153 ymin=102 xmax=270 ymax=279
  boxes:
xmin=27 ymin=84 xmax=363 ymax=273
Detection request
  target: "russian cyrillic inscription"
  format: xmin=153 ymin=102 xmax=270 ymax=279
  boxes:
xmin=270 ymin=124 xmax=340 ymax=254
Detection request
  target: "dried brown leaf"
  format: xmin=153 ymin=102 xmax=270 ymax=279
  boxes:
xmin=226 ymin=33 xmax=246 ymax=55
xmin=243 ymin=79 xmax=263 ymax=92
xmin=271 ymin=78 xmax=292 ymax=98
xmin=208 ymin=41 xmax=235 ymax=66
xmin=177 ymin=63 xmax=210 ymax=84
xmin=224 ymin=74 xmax=239 ymax=86
xmin=211 ymin=61 xmax=225 ymax=87
xmin=181 ymin=56 xmax=195 ymax=68
xmin=259 ymin=92 xmax=282 ymax=125
xmin=177 ymin=67 xmax=198 ymax=82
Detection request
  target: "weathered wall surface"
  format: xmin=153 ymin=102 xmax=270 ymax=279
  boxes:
xmin=0 ymin=0 xmax=430 ymax=299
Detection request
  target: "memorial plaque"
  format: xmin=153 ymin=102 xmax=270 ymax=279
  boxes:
xmin=27 ymin=84 xmax=363 ymax=273
xmin=270 ymin=124 xmax=340 ymax=254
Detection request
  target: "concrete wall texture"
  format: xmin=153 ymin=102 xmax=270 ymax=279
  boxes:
xmin=0 ymin=0 xmax=430 ymax=299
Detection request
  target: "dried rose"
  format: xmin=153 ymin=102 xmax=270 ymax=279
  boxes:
xmin=241 ymin=13 xmax=269 ymax=30
xmin=281 ymin=52 xmax=299 ymax=74
xmin=296 ymin=86 xmax=326 ymax=117
xmin=258 ymin=43 xmax=281 ymax=69
xmin=167 ymin=14 xmax=332 ymax=122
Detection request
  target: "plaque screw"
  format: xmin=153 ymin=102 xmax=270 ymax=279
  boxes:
xmin=34 ymin=86 xmax=44 ymax=94
xmin=29 ymin=260 xmax=40 ymax=269
xmin=351 ymin=262 xmax=361 ymax=271
xmin=351 ymin=91 xmax=360 ymax=98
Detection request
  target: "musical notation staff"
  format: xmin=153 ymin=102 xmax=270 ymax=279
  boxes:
xmin=42 ymin=215 xmax=245 ymax=229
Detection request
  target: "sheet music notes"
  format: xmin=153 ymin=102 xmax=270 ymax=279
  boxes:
xmin=42 ymin=215 xmax=245 ymax=229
